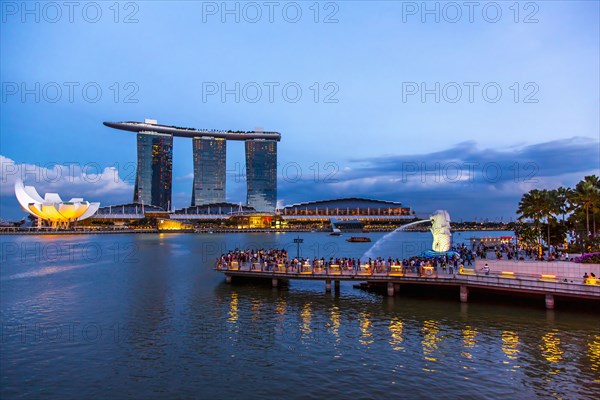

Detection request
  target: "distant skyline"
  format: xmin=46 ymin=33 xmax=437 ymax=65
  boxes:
xmin=1 ymin=1 xmax=599 ymax=219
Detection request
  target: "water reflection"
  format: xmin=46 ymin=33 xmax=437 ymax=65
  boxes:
xmin=275 ymin=298 xmax=286 ymax=321
xmin=3 ymin=232 xmax=599 ymax=400
xmin=540 ymin=331 xmax=563 ymax=378
xmin=501 ymin=330 xmax=520 ymax=373
xmin=461 ymin=326 xmax=477 ymax=359
xmin=540 ymin=331 xmax=563 ymax=364
xmin=389 ymin=317 xmax=404 ymax=351
xmin=359 ymin=311 xmax=373 ymax=346
xmin=589 ymin=335 xmax=600 ymax=382
xmin=422 ymin=320 xmax=440 ymax=371
xmin=228 ymin=292 xmax=239 ymax=325
xmin=300 ymin=303 xmax=312 ymax=338
xmin=251 ymin=299 xmax=261 ymax=321
xmin=330 ymin=305 xmax=341 ymax=340
xmin=502 ymin=331 xmax=519 ymax=361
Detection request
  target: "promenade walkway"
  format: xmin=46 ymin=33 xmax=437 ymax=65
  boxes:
xmin=215 ymin=257 xmax=600 ymax=310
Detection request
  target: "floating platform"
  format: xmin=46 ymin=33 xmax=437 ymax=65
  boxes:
xmin=346 ymin=236 xmax=371 ymax=242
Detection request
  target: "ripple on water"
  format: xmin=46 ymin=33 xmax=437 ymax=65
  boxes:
xmin=1 ymin=233 xmax=598 ymax=399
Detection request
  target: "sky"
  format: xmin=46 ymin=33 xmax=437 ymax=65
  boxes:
xmin=1 ymin=0 xmax=599 ymax=220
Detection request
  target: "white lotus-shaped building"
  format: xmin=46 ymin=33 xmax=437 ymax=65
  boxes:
xmin=15 ymin=180 xmax=100 ymax=228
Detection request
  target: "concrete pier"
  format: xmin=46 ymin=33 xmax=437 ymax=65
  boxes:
xmin=225 ymin=275 xmax=232 ymax=284
xmin=326 ymin=279 xmax=331 ymax=292
xmin=272 ymin=278 xmax=278 ymax=287
xmin=334 ymin=280 xmax=340 ymax=293
xmin=387 ymin=282 xmax=395 ymax=297
xmin=460 ymin=285 xmax=469 ymax=303
xmin=545 ymin=294 xmax=555 ymax=310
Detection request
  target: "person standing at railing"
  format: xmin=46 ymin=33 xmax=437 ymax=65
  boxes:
xmin=481 ymin=263 xmax=490 ymax=275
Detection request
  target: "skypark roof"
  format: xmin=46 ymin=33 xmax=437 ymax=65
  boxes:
xmin=103 ymin=121 xmax=281 ymax=141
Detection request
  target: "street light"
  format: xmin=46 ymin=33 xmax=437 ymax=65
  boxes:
xmin=293 ymin=236 xmax=303 ymax=259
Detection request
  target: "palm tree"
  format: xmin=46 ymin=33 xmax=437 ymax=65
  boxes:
xmin=592 ymin=201 xmax=600 ymax=236
xmin=518 ymin=189 xmax=562 ymax=258
xmin=544 ymin=189 xmax=562 ymax=257
xmin=555 ymin=186 xmax=573 ymax=223
xmin=572 ymin=175 xmax=600 ymax=239
xmin=517 ymin=189 xmax=546 ymax=256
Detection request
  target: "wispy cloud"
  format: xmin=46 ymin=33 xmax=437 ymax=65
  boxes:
xmin=278 ymin=137 xmax=599 ymax=219
xmin=1 ymin=137 xmax=597 ymax=220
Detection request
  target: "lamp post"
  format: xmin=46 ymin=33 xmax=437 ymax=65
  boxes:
xmin=294 ymin=236 xmax=303 ymax=259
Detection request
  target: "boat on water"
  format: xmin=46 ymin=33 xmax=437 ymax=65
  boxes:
xmin=330 ymin=228 xmax=342 ymax=236
xmin=346 ymin=236 xmax=371 ymax=242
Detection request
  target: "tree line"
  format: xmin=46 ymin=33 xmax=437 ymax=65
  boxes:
xmin=516 ymin=175 xmax=600 ymax=256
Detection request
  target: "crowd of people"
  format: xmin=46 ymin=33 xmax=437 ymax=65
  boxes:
xmin=472 ymin=242 xmax=573 ymax=262
xmin=216 ymin=241 xmax=589 ymax=278
xmin=218 ymin=248 xmax=288 ymax=270
xmin=217 ymin=245 xmax=476 ymax=276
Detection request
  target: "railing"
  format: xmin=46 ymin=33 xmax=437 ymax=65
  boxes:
xmin=92 ymin=214 xmax=145 ymax=219
xmin=0 ymin=227 xmax=158 ymax=234
xmin=215 ymin=261 xmax=600 ymax=288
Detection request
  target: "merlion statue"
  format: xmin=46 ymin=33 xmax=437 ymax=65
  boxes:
xmin=430 ymin=210 xmax=451 ymax=252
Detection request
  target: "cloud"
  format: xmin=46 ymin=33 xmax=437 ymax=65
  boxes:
xmin=174 ymin=172 xmax=194 ymax=181
xmin=1 ymin=137 xmax=597 ymax=220
xmin=278 ymin=137 xmax=600 ymax=219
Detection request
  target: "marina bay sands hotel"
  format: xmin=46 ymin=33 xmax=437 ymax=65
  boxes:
xmin=103 ymin=120 xmax=281 ymax=213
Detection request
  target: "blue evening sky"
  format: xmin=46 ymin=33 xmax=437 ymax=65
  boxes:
xmin=1 ymin=1 xmax=599 ymax=220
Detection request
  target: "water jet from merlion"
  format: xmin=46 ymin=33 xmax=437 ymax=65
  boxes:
xmin=362 ymin=210 xmax=458 ymax=260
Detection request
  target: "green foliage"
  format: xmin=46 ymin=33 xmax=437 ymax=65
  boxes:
xmin=516 ymin=175 xmax=600 ymax=253
xmin=514 ymin=222 xmax=539 ymax=248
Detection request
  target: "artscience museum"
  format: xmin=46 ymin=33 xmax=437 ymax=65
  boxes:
xmin=14 ymin=180 xmax=100 ymax=228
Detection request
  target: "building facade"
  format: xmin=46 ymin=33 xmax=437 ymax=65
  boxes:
xmin=105 ymin=120 xmax=280 ymax=212
xmin=133 ymin=131 xmax=173 ymax=211
xmin=192 ymin=137 xmax=226 ymax=206
xmin=280 ymin=198 xmax=412 ymax=218
xmin=245 ymin=140 xmax=277 ymax=213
